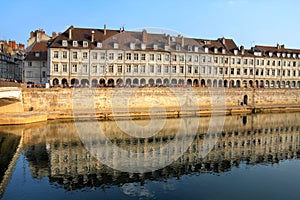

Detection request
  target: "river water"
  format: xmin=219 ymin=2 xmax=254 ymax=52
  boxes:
xmin=1 ymin=112 xmax=300 ymax=199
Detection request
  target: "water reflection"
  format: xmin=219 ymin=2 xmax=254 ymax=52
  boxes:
xmin=1 ymin=112 xmax=300 ymax=194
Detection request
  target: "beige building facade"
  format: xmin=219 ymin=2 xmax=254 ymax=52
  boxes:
xmin=48 ymin=25 xmax=300 ymax=88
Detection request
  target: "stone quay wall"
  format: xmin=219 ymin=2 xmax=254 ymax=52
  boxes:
xmin=21 ymin=88 xmax=300 ymax=119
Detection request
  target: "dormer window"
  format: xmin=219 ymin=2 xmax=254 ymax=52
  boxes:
xmin=293 ymin=54 xmax=296 ymax=58
xmin=214 ymin=48 xmax=218 ymax=54
xmin=73 ymin=41 xmax=78 ymax=47
xmin=176 ymin=44 xmax=181 ymax=51
xmin=268 ymin=52 xmax=273 ymax=57
xmin=188 ymin=46 xmax=192 ymax=52
xmin=282 ymin=53 xmax=286 ymax=58
xmin=204 ymin=47 xmax=209 ymax=53
xmin=35 ymin=52 xmax=40 ymax=57
xmin=130 ymin=43 xmax=135 ymax=50
xmin=287 ymin=53 xmax=291 ymax=58
xmin=194 ymin=46 xmax=198 ymax=52
xmin=62 ymin=40 xmax=68 ymax=47
xmin=114 ymin=42 xmax=119 ymax=49
xmin=234 ymin=49 xmax=238 ymax=55
xmin=153 ymin=44 xmax=158 ymax=50
xmin=164 ymin=45 xmax=169 ymax=51
xmin=83 ymin=41 xmax=88 ymax=47
xmin=141 ymin=43 xmax=146 ymax=50
xmin=97 ymin=42 xmax=102 ymax=48
xmin=277 ymin=53 xmax=281 ymax=58
xmin=222 ymin=48 xmax=226 ymax=54
xmin=298 ymin=54 xmax=300 ymax=59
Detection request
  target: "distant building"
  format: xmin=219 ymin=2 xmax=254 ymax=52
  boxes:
xmin=24 ymin=30 xmax=52 ymax=85
xmin=0 ymin=40 xmax=25 ymax=82
xmin=44 ymin=25 xmax=300 ymax=88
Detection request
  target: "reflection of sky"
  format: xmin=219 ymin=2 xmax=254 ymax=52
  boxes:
xmin=5 ymin=152 xmax=300 ymax=200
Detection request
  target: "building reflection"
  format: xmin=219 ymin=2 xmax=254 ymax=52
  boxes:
xmin=22 ymin=113 xmax=300 ymax=190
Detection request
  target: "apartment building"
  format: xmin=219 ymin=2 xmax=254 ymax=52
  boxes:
xmin=47 ymin=25 xmax=300 ymax=88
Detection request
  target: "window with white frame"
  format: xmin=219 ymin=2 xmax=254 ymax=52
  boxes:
xmin=157 ymin=54 xmax=162 ymax=61
xmin=157 ymin=65 xmax=161 ymax=73
xmin=62 ymin=51 xmax=67 ymax=59
xmin=126 ymin=53 xmax=131 ymax=60
xmin=109 ymin=53 xmax=114 ymax=60
xmin=82 ymin=64 xmax=88 ymax=73
xmin=117 ymin=65 xmax=122 ymax=73
xmin=141 ymin=53 xmax=146 ymax=60
xmin=118 ymin=53 xmax=123 ymax=60
xmin=83 ymin=41 xmax=88 ymax=47
xmin=149 ymin=65 xmax=154 ymax=73
xmin=149 ymin=54 xmax=154 ymax=61
xmin=92 ymin=52 xmax=97 ymax=59
xmin=164 ymin=65 xmax=169 ymax=73
xmin=134 ymin=53 xmax=139 ymax=60
xmin=62 ymin=40 xmax=68 ymax=47
xmin=126 ymin=65 xmax=131 ymax=73
xmin=93 ymin=66 xmax=97 ymax=73
xmin=73 ymin=52 xmax=78 ymax=59
xmin=83 ymin=52 xmax=88 ymax=59
xmin=165 ymin=54 xmax=170 ymax=61
xmin=54 ymin=51 xmax=58 ymax=58
xmin=53 ymin=64 xmax=58 ymax=72
xmin=100 ymin=53 xmax=105 ymax=60
xmin=134 ymin=65 xmax=138 ymax=73
xmin=73 ymin=41 xmax=78 ymax=47
xmin=141 ymin=65 xmax=145 ymax=73
xmin=180 ymin=66 xmax=184 ymax=73
xmin=72 ymin=64 xmax=77 ymax=72
xmin=63 ymin=64 xmax=67 ymax=72
xmin=109 ymin=65 xmax=114 ymax=73
xmin=172 ymin=66 xmax=176 ymax=73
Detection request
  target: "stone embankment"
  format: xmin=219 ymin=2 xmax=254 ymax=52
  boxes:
xmin=20 ymin=87 xmax=300 ymax=121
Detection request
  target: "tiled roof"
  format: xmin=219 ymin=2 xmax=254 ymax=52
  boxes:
xmin=24 ymin=41 xmax=48 ymax=61
xmin=255 ymin=44 xmax=300 ymax=58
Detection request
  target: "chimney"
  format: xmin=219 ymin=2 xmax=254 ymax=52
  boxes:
xmin=281 ymin=44 xmax=285 ymax=49
xmin=221 ymin=37 xmax=226 ymax=45
xmin=52 ymin=32 xmax=57 ymax=38
xmin=104 ymin=24 xmax=107 ymax=36
xmin=12 ymin=41 xmax=16 ymax=49
xmin=142 ymin=29 xmax=147 ymax=43
xmin=69 ymin=25 xmax=74 ymax=40
xmin=167 ymin=35 xmax=170 ymax=46
xmin=181 ymin=36 xmax=184 ymax=48
xmin=240 ymin=45 xmax=245 ymax=55
xmin=277 ymin=43 xmax=280 ymax=49
xmin=91 ymin=30 xmax=95 ymax=42
xmin=30 ymin=31 xmax=34 ymax=39
xmin=8 ymin=41 xmax=13 ymax=48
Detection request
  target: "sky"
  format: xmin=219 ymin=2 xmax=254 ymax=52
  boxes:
xmin=2 ymin=0 xmax=300 ymax=49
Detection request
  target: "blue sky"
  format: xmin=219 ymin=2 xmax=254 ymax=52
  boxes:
xmin=2 ymin=0 xmax=300 ymax=48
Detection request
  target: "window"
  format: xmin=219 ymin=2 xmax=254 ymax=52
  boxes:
xmin=188 ymin=66 xmax=192 ymax=73
xmin=244 ymin=59 xmax=248 ymax=65
xmin=92 ymin=52 xmax=97 ymax=59
xmin=231 ymin=68 xmax=234 ymax=75
xmin=219 ymin=68 xmax=223 ymax=74
xmin=243 ymin=69 xmax=247 ymax=75
xmin=256 ymin=69 xmax=259 ymax=76
xmin=173 ymin=55 xmax=177 ymax=61
xmin=126 ymin=53 xmax=131 ymax=60
xmin=134 ymin=53 xmax=139 ymax=60
xmin=237 ymin=68 xmax=240 ymax=75
xmin=172 ymin=66 xmax=176 ymax=73
xmin=114 ymin=43 xmax=119 ymax=49
xmin=83 ymin=41 xmax=88 ymax=47
xmin=141 ymin=65 xmax=145 ymax=73
xmin=109 ymin=53 xmax=114 ymax=60
xmin=250 ymin=59 xmax=254 ymax=65
xmin=225 ymin=58 xmax=229 ymax=64
xmin=109 ymin=65 xmax=114 ymax=73
xmin=28 ymin=62 xmax=32 ymax=67
xmin=261 ymin=69 xmax=264 ymax=76
xmin=231 ymin=58 xmax=235 ymax=64
xmin=134 ymin=65 xmax=138 ymax=73
xmin=62 ymin=51 xmax=67 ymax=59
xmin=201 ymin=66 xmax=206 ymax=74
xmin=214 ymin=57 xmax=218 ymax=63
xmin=157 ymin=54 xmax=162 ymax=61
xmin=97 ymin=42 xmax=102 ymax=48
xmin=92 ymin=66 xmax=97 ymax=73
xmin=180 ymin=66 xmax=184 ymax=73
xmin=118 ymin=66 xmax=122 ymax=73
xmin=194 ymin=66 xmax=199 ymax=74
xmin=194 ymin=55 xmax=199 ymax=62
xmin=261 ymin=60 xmax=265 ymax=65
xmin=42 ymin=62 xmax=46 ymax=67
xmin=149 ymin=54 xmax=154 ymax=61
xmin=237 ymin=58 xmax=241 ymax=65
xmin=73 ymin=52 xmax=78 ymax=59
xmin=272 ymin=60 xmax=276 ymax=66
xmin=63 ymin=64 xmax=67 ymax=72
xmin=207 ymin=56 xmax=212 ymax=63
xmin=272 ymin=69 xmax=275 ymax=76
xmin=164 ymin=66 xmax=169 ymax=73
xmin=141 ymin=54 xmax=146 ymax=60
xmin=157 ymin=65 xmax=161 ymax=73
xmin=288 ymin=61 xmax=291 ymax=67
xmin=72 ymin=64 xmax=77 ymax=72
xmin=54 ymin=64 xmax=58 ymax=72
xmin=54 ymin=51 xmax=58 ymax=58
xmin=213 ymin=67 xmax=217 ymax=74
xmin=165 ymin=54 xmax=170 ymax=61
xmin=126 ymin=65 xmax=131 ymax=73
xmin=118 ymin=53 xmax=123 ymax=60
xmin=256 ymin=59 xmax=259 ymax=66
xmin=150 ymin=65 xmax=154 ymax=73
xmin=278 ymin=60 xmax=281 ymax=66
xmin=187 ymin=55 xmax=192 ymax=62
xmin=83 ymin=52 xmax=88 ymax=59
xmin=42 ymin=71 xmax=46 ymax=78
xmin=82 ymin=64 xmax=87 ymax=73
xmin=100 ymin=53 xmax=105 ymax=60
xmin=35 ymin=52 xmax=40 ymax=57
xmin=180 ymin=55 xmax=185 ymax=62
xmin=100 ymin=66 xmax=105 ymax=74
xmin=73 ymin=41 xmax=78 ymax=47
xmin=62 ymin=40 xmax=68 ymax=47
xmin=26 ymin=71 xmax=32 ymax=78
